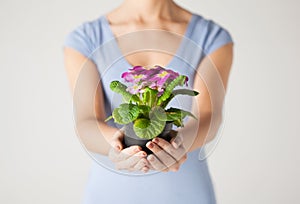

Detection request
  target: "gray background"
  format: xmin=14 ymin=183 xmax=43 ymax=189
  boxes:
xmin=1 ymin=0 xmax=299 ymax=203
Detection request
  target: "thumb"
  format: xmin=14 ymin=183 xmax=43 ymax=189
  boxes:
xmin=170 ymin=130 xmax=181 ymax=149
xmin=111 ymin=128 xmax=124 ymax=151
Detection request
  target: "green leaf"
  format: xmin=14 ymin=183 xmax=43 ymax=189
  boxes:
xmin=133 ymin=107 xmax=166 ymax=139
xmin=151 ymin=106 xmax=167 ymax=121
xmin=173 ymin=119 xmax=183 ymax=127
xmin=172 ymin=89 xmax=199 ymax=97
xmin=166 ymin=108 xmax=197 ymax=120
xmin=142 ymin=87 xmax=158 ymax=107
xmin=165 ymin=112 xmax=182 ymax=121
xmin=160 ymin=94 xmax=174 ymax=109
xmin=157 ymin=75 xmax=186 ymax=106
xmin=112 ymin=104 xmax=140 ymax=124
xmin=133 ymin=118 xmax=151 ymax=129
xmin=136 ymin=105 xmax=151 ymax=117
xmin=110 ymin=81 xmax=140 ymax=103
xmin=160 ymin=89 xmax=199 ymax=108
xmin=104 ymin=115 xmax=113 ymax=122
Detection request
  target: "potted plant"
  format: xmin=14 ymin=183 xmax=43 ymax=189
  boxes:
xmin=105 ymin=65 xmax=199 ymax=153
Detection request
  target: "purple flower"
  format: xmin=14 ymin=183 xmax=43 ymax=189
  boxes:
xmin=184 ymin=76 xmax=189 ymax=85
xmin=165 ymin=69 xmax=180 ymax=80
xmin=128 ymin=65 xmax=144 ymax=72
xmin=149 ymin=70 xmax=171 ymax=87
xmin=128 ymin=65 xmax=161 ymax=75
xmin=120 ymin=65 xmax=188 ymax=95
xmin=121 ymin=72 xmax=134 ymax=82
xmin=126 ymin=84 xmax=143 ymax=94
xmin=121 ymin=72 xmax=147 ymax=83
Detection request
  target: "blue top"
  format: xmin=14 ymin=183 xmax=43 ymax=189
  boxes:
xmin=63 ymin=12 xmax=233 ymax=204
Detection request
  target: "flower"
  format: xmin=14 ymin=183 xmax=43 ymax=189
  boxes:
xmin=165 ymin=69 xmax=180 ymax=80
xmin=121 ymin=65 xmax=189 ymax=95
xmin=121 ymin=72 xmax=147 ymax=83
xmin=128 ymin=65 xmax=144 ymax=72
xmin=149 ymin=82 xmax=164 ymax=93
xmin=126 ymin=84 xmax=143 ymax=94
xmin=184 ymin=76 xmax=189 ymax=85
xmin=149 ymin=70 xmax=171 ymax=87
xmin=106 ymin=65 xmax=199 ymax=141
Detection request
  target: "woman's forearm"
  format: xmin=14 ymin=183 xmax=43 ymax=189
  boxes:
xmin=179 ymin=112 xmax=222 ymax=152
xmin=76 ymin=119 xmax=119 ymax=155
xmin=75 ymin=111 xmax=222 ymax=154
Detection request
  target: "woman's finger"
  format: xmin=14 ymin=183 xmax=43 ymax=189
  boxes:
xmin=115 ymin=151 xmax=147 ymax=170
xmin=153 ymin=137 xmax=186 ymax=161
xmin=133 ymin=158 xmax=150 ymax=172
xmin=110 ymin=129 xmax=125 ymax=151
xmin=116 ymin=145 xmax=142 ymax=162
xmin=147 ymin=154 xmax=168 ymax=172
xmin=170 ymin=131 xmax=183 ymax=149
xmin=168 ymin=153 xmax=187 ymax=172
xmin=152 ymin=137 xmax=178 ymax=159
xmin=146 ymin=141 xmax=177 ymax=168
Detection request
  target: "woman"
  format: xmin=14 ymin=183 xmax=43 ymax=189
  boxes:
xmin=63 ymin=0 xmax=234 ymax=203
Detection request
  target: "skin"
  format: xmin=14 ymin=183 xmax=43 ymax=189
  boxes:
xmin=64 ymin=0 xmax=234 ymax=173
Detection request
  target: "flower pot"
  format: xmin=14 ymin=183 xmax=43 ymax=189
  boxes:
xmin=123 ymin=122 xmax=174 ymax=154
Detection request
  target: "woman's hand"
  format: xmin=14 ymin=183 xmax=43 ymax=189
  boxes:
xmin=108 ymin=129 xmax=150 ymax=173
xmin=146 ymin=131 xmax=187 ymax=172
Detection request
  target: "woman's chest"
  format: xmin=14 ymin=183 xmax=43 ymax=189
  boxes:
xmin=107 ymin=19 xmax=191 ymax=67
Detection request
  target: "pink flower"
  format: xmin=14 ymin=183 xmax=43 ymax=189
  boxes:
xmin=121 ymin=72 xmax=147 ymax=83
xmin=165 ymin=69 xmax=179 ymax=80
xmin=149 ymin=70 xmax=171 ymax=87
xmin=121 ymin=72 xmax=134 ymax=82
xmin=120 ymin=65 xmax=188 ymax=95
xmin=126 ymin=84 xmax=144 ymax=94
xmin=128 ymin=65 xmax=144 ymax=72
xmin=184 ymin=76 xmax=189 ymax=85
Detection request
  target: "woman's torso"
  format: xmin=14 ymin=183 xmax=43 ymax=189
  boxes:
xmin=64 ymin=12 xmax=234 ymax=204
xmin=103 ymin=9 xmax=194 ymax=67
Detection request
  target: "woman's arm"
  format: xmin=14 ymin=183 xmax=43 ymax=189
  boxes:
xmin=64 ymin=47 xmax=149 ymax=172
xmin=63 ymin=47 xmax=150 ymax=172
xmin=181 ymin=42 xmax=234 ymax=152
xmin=64 ymin=47 xmax=115 ymax=155
xmin=147 ymin=42 xmax=234 ymax=171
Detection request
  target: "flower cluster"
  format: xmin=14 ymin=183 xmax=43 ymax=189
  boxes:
xmin=106 ymin=65 xmax=199 ymax=139
xmin=121 ymin=65 xmax=188 ymax=95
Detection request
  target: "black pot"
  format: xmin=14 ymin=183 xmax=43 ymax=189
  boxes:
xmin=123 ymin=122 xmax=174 ymax=154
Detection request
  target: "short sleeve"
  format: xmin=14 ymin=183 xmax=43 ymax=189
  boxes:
xmin=63 ymin=23 xmax=95 ymax=58
xmin=204 ymin=20 xmax=234 ymax=55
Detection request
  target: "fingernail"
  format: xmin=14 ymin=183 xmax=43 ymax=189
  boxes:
xmin=173 ymin=142 xmax=178 ymax=149
xmin=147 ymin=142 xmax=153 ymax=148
xmin=148 ymin=155 xmax=155 ymax=162
xmin=140 ymin=152 xmax=146 ymax=157
xmin=153 ymin=138 xmax=159 ymax=143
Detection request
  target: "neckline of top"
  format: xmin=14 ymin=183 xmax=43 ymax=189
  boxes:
xmin=101 ymin=13 xmax=198 ymax=68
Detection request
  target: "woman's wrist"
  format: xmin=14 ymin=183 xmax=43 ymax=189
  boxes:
xmin=76 ymin=118 xmax=119 ymax=155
